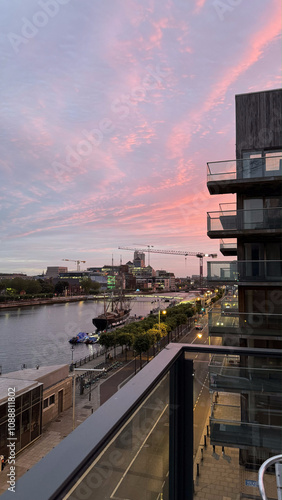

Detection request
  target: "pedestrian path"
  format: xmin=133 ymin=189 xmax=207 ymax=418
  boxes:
xmin=193 ymin=409 xmax=240 ymax=500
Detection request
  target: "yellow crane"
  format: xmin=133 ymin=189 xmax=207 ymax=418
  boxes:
xmin=62 ymin=259 xmax=86 ymax=272
xmin=118 ymin=246 xmax=217 ymax=288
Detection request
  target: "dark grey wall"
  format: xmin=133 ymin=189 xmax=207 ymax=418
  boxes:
xmin=236 ymin=89 xmax=282 ymax=158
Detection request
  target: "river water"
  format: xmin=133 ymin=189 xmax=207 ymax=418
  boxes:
xmin=0 ymin=296 xmax=183 ymax=374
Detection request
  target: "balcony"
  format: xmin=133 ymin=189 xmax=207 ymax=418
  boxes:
xmin=221 ymin=298 xmax=238 ymax=313
xmin=207 ymin=207 xmax=282 ymax=238
xmin=209 ymin=355 xmax=282 ymax=392
xmin=208 ymin=311 xmax=282 ymax=338
xmin=2 ymin=344 xmax=282 ymax=500
xmin=210 ymin=415 xmax=282 ymax=452
xmin=220 ymin=239 xmax=237 ymax=256
xmin=210 ymin=401 xmax=282 ymax=451
xmin=207 ymin=260 xmax=282 ymax=283
xmin=207 ymin=156 xmax=282 ymax=195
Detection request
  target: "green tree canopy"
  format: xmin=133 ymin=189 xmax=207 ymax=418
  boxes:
xmin=99 ymin=331 xmax=117 ymax=350
xmin=79 ymin=277 xmax=94 ymax=294
xmin=116 ymin=331 xmax=134 ymax=349
xmin=54 ymin=281 xmax=69 ymax=295
xmin=133 ymin=332 xmax=153 ymax=355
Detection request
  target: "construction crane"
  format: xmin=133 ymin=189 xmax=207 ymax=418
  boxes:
xmin=118 ymin=247 xmax=217 ymax=288
xmin=62 ymin=259 xmax=86 ymax=272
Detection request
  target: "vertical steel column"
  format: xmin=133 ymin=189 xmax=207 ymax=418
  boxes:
xmin=169 ymin=352 xmax=194 ymax=499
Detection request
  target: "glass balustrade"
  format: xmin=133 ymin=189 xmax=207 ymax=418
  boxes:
xmin=208 ymin=311 xmax=282 ymax=337
xmin=207 ymin=260 xmax=282 ymax=282
xmin=207 ymin=156 xmax=282 ymax=183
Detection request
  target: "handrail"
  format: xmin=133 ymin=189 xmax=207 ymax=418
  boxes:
xmin=258 ymin=454 xmax=282 ymax=500
xmin=208 ymin=207 xmax=282 ymax=216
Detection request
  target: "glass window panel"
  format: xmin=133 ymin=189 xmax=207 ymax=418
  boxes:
xmin=242 ymin=152 xmax=262 ymax=178
xmin=31 ymin=404 xmax=41 ymax=441
xmin=64 ymin=373 xmax=170 ymax=500
xmin=15 ymin=414 xmax=21 ymax=453
xmin=243 ymin=199 xmax=263 ymax=229
xmin=15 ymin=395 xmax=21 ymax=415
xmin=0 ymin=403 xmax=7 ymax=425
xmin=0 ymin=422 xmax=8 ymax=457
xmin=31 ymin=387 xmax=41 ymax=405
xmin=21 ymin=409 xmax=31 ymax=449
xmin=265 ymin=150 xmax=282 ymax=173
xmin=22 ymin=391 xmax=31 ymax=411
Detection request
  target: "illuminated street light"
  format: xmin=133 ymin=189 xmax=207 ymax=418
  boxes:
xmin=158 ymin=308 xmax=167 ymax=328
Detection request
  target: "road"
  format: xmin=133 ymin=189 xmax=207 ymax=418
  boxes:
xmin=68 ymin=308 xmax=220 ymax=500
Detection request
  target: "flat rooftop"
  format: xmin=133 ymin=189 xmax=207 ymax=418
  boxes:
xmin=0 ymin=378 xmax=42 ymax=405
xmin=1 ymin=364 xmax=68 ymax=381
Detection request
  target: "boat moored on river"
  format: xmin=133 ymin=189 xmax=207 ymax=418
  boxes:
xmin=69 ymin=331 xmax=100 ymax=344
xmin=92 ymin=292 xmax=131 ymax=332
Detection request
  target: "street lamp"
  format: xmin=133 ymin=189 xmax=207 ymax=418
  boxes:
xmin=158 ymin=309 xmax=167 ymax=329
xmin=70 ymin=345 xmax=74 ymax=369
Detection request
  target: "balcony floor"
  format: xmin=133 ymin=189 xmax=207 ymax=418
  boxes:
xmin=207 ymin=176 xmax=282 ymax=195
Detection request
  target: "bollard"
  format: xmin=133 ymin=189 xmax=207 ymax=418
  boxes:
xmin=204 ymin=435 xmax=207 ymax=448
xmin=207 ymin=424 xmax=209 ymax=437
xmin=201 ymin=448 xmax=204 ymax=461
xmin=213 ymin=445 xmax=215 ymax=453
xmin=91 ymin=408 xmax=93 ymax=414
xmin=197 ymin=463 xmax=200 ymax=477
xmin=222 ymin=446 xmax=225 ymax=454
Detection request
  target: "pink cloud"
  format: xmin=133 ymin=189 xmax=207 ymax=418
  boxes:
xmin=194 ymin=0 xmax=207 ymax=14
xmin=198 ymin=3 xmax=281 ymax=115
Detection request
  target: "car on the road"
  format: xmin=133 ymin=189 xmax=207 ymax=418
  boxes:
xmin=195 ymin=324 xmax=203 ymax=331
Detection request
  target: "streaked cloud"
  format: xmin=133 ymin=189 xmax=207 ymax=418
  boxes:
xmin=0 ymin=0 xmax=280 ymax=276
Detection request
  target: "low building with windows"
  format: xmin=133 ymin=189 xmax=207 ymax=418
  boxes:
xmin=0 ymin=365 xmax=72 ymax=458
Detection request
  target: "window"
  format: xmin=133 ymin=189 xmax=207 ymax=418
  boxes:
xmin=242 ymin=152 xmax=262 ymax=178
xmin=265 ymin=150 xmax=282 ymax=174
xmin=43 ymin=394 xmax=55 ymax=410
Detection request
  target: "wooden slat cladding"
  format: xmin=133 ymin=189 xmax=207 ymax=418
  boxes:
xmin=236 ymin=89 xmax=282 ymax=158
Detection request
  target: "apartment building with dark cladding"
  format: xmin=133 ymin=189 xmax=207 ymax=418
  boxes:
xmin=206 ymin=89 xmax=282 ymax=478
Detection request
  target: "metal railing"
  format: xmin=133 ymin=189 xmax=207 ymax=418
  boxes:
xmin=207 ymin=156 xmax=282 ymax=183
xmin=207 ymin=260 xmax=282 ymax=282
xmin=207 ymin=207 xmax=282 ymax=233
xmin=209 ymin=354 xmax=282 ymax=392
xmin=208 ymin=311 xmax=282 ymax=336
xmin=258 ymin=454 xmax=282 ymax=500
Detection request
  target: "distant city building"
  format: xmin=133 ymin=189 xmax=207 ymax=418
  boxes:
xmin=0 ymin=273 xmax=28 ymax=280
xmin=45 ymin=267 xmax=68 ymax=279
xmin=156 ymin=271 xmax=176 ymax=290
xmin=133 ymin=251 xmax=145 ymax=268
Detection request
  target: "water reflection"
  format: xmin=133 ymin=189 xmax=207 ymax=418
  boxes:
xmin=0 ymin=297 xmax=159 ymax=374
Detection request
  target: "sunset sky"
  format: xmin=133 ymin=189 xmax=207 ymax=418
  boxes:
xmin=0 ymin=0 xmax=281 ymax=277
